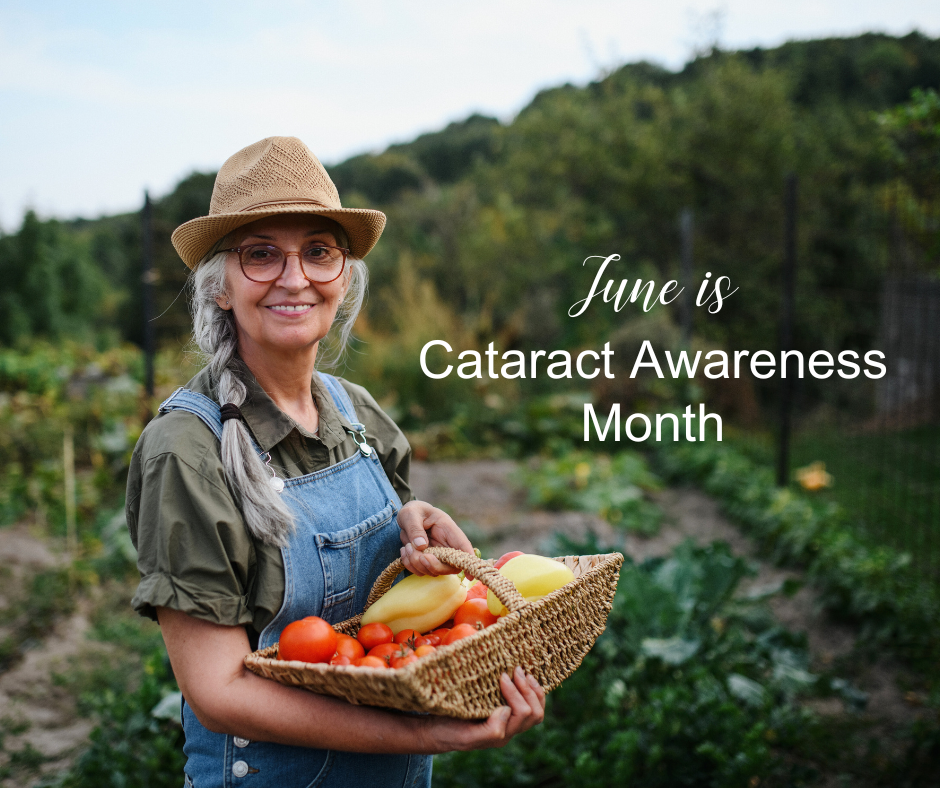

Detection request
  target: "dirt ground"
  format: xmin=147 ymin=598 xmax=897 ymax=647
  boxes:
xmin=0 ymin=458 xmax=924 ymax=785
xmin=0 ymin=526 xmax=99 ymax=786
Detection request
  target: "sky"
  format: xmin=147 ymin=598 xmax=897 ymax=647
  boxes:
xmin=1 ymin=0 xmax=939 ymax=229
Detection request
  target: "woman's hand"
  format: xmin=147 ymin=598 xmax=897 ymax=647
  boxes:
xmin=398 ymin=500 xmax=474 ymax=575
xmin=421 ymin=667 xmax=546 ymax=751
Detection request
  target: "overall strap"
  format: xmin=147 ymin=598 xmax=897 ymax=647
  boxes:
xmin=157 ymin=387 xmax=265 ymax=457
xmin=317 ymin=373 xmax=362 ymax=426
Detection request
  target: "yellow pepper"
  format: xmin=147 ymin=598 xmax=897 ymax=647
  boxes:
xmin=360 ymin=573 xmax=466 ymax=635
xmin=487 ymin=554 xmax=575 ymax=616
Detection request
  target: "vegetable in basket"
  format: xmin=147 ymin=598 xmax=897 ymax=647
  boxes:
xmin=360 ymin=572 xmax=467 ymax=635
xmin=486 ymin=554 xmax=575 ymax=616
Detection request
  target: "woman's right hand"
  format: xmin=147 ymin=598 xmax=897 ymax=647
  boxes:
xmin=422 ymin=666 xmax=546 ymax=751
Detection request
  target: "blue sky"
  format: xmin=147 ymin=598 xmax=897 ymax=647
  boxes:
xmin=1 ymin=0 xmax=938 ymax=228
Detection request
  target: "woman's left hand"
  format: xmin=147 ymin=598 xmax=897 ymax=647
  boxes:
xmin=398 ymin=500 xmax=474 ymax=575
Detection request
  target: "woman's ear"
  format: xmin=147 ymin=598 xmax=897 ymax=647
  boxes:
xmin=216 ymin=294 xmax=232 ymax=311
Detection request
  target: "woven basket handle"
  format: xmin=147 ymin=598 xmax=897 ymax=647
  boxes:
xmin=364 ymin=546 xmax=528 ymax=614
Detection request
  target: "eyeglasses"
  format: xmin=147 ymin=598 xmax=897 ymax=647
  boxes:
xmin=221 ymin=243 xmax=350 ymax=284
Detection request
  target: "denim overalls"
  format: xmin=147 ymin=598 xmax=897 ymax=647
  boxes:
xmin=158 ymin=374 xmax=432 ymax=788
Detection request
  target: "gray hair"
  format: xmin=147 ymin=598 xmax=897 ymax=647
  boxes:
xmin=189 ymin=244 xmax=368 ymax=546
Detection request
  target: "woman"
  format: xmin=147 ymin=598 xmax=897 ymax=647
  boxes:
xmin=126 ymin=137 xmax=544 ymax=788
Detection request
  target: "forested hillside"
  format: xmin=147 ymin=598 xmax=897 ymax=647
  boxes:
xmin=1 ymin=32 xmax=938 ymax=424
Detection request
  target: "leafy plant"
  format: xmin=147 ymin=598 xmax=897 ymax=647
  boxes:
xmin=653 ymin=441 xmax=940 ymax=668
xmin=44 ymin=648 xmax=184 ymax=788
xmin=515 ymin=450 xmax=663 ymax=533
xmin=436 ymin=540 xmax=831 ymax=787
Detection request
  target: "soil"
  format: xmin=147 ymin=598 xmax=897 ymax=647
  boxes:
xmin=0 ymin=525 xmax=102 ymax=786
xmin=0 ymin=458 xmax=924 ymax=785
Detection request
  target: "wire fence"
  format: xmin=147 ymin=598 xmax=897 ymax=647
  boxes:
xmin=785 ymin=187 xmax=940 ymax=582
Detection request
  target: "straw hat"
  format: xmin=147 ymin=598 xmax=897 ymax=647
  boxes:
xmin=171 ymin=136 xmax=386 ymax=269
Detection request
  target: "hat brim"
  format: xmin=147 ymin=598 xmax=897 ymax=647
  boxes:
xmin=171 ymin=204 xmax=387 ymax=269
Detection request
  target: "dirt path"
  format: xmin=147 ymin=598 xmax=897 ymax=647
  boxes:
xmin=411 ymin=460 xmax=922 ymax=728
xmin=0 ymin=526 xmax=100 ymax=787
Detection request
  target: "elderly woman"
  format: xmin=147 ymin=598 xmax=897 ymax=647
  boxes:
xmin=126 ymin=137 xmax=544 ymax=788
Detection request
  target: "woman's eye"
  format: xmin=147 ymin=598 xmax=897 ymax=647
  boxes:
xmin=304 ymin=247 xmax=328 ymax=261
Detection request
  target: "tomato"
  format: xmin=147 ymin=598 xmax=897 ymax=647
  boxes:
xmin=278 ymin=616 xmax=338 ymax=664
xmin=414 ymin=644 xmax=436 ymax=658
xmin=454 ymin=598 xmax=499 ymax=629
xmin=495 ymin=551 xmax=524 ymax=570
xmin=442 ymin=623 xmax=478 ymax=645
xmin=465 ymin=583 xmax=488 ymax=601
xmin=330 ymin=653 xmax=352 ymax=666
xmin=368 ymin=642 xmax=408 ymax=665
xmin=354 ymin=655 xmax=388 ymax=669
xmin=415 ymin=634 xmax=440 ymax=647
xmin=431 ymin=627 xmax=451 ymax=640
xmin=394 ymin=629 xmax=421 ymax=647
xmin=335 ymin=634 xmax=365 ymax=661
xmin=357 ymin=622 xmax=394 ymax=651
xmin=390 ymin=652 xmax=420 ymax=669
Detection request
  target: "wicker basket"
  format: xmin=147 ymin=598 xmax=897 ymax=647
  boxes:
xmin=244 ymin=546 xmax=623 ymax=719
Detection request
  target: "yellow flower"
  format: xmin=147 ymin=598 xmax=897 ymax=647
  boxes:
xmin=795 ymin=461 xmax=833 ymax=491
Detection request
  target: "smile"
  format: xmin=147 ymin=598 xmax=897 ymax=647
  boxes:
xmin=267 ymin=304 xmax=314 ymax=314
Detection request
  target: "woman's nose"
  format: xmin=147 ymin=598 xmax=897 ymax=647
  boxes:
xmin=277 ymin=252 xmax=310 ymax=290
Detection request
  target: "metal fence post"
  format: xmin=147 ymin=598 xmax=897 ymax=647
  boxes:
xmin=777 ymin=174 xmax=797 ymax=487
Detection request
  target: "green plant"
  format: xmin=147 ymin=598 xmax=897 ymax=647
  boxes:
xmin=436 ymin=540 xmax=831 ymax=787
xmin=45 ymin=648 xmax=184 ymax=788
xmin=653 ymin=441 xmax=940 ymax=668
xmin=515 ymin=450 xmax=663 ymax=533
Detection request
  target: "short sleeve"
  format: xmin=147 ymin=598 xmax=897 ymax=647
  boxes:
xmin=338 ymin=379 xmax=414 ymax=504
xmin=127 ymin=412 xmax=257 ymax=627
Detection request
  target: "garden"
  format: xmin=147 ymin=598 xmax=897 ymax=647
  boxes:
xmin=0 ymin=32 xmax=939 ymax=787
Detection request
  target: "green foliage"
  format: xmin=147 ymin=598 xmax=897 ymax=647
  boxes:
xmin=0 ymin=567 xmax=75 ymax=672
xmin=436 ymin=541 xmax=828 ymax=787
xmin=653 ymin=441 xmax=940 ymax=667
xmin=0 ymin=341 xmax=144 ymax=531
xmin=45 ymin=648 xmax=184 ymax=788
xmin=0 ymin=212 xmax=114 ymax=346
xmin=515 ymin=450 xmax=663 ymax=533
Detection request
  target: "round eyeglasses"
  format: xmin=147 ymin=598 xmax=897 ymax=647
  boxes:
xmin=221 ymin=243 xmax=350 ymax=284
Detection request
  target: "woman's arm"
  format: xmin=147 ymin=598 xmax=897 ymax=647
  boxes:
xmin=158 ymin=607 xmax=544 ymax=753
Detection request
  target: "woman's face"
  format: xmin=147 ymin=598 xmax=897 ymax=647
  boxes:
xmin=217 ymin=214 xmax=349 ymax=364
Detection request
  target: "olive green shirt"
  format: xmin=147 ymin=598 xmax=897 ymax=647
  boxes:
xmin=126 ymin=364 xmax=412 ymax=647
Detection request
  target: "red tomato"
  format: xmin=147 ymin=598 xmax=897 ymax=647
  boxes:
xmin=357 ymin=623 xmax=394 ymax=652
xmin=454 ymin=598 xmax=499 ymax=629
xmin=494 ymin=551 xmax=524 ymax=570
xmin=415 ymin=634 xmax=440 ymax=647
xmin=368 ymin=642 xmax=407 ymax=664
xmin=431 ymin=627 xmax=451 ymax=640
xmin=330 ymin=653 xmax=352 ymax=666
xmin=354 ymin=655 xmax=388 ymax=669
xmin=466 ymin=583 xmax=488 ymax=601
xmin=394 ymin=629 xmax=421 ymax=647
xmin=335 ymin=634 xmax=365 ymax=661
xmin=442 ymin=623 xmax=478 ymax=645
xmin=390 ymin=652 xmax=420 ymax=669
xmin=414 ymin=644 xmax=437 ymax=658
xmin=279 ymin=617 xmax=339 ymax=664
